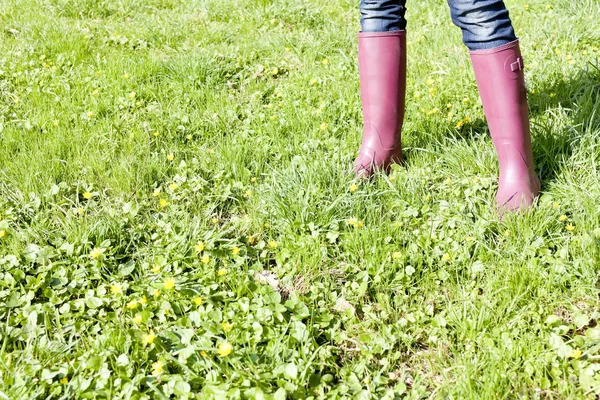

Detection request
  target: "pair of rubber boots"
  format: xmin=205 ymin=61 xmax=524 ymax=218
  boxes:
xmin=354 ymin=31 xmax=540 ymax=212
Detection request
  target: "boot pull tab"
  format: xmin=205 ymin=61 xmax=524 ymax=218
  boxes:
xmin=504 ymin=55 xmax=524 ymax=80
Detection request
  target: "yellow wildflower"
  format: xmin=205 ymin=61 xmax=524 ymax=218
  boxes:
xmin=0 ymin=230 xmax=5 ymax=239
xmin=217 ymin=268 xmax=227 ymax=276
xmin=133 ymin=314 xmax=142 ymax=324
xmin=570 ymin=349 xmax=582 ymax=359
xmin=456 ymin=120 xmax=464 ymax=129
xmin=154 ymin=289 xmax=161 ymax=297
xmin=151 ymin=264 xmax=161 ymax=273
xmin=90 ymin=247 xmax=102 ymax=260
xmin=356 ymin=221 xmax=364 ymax=228
xmin=153 ymin=188 xmax=161 ymax=197
xmin=552 ymin=202 xmax=559 ymax=209
xmin=159 ymin=199 xmax=168 ymax=208
xmin=322 ymin=59 xmax=329 ymax=65
xmin=559 ymin=214 xmax=567 ymax=221
xmin=60 ymin=377 xmax=68 ymax=385
xmin=442 ymin=253 xmax=451 ymax=262
xmin=201 ymin=351 xmax=208 ymax=357
xmin=152 ymin=360 xmax=163 ymax=376
xmin=163 ymin=277 xmax=175 ymax=290
xmin=83 ymin=191 xmax=92 ymax=200
xmin=143 ymin=331 xmax=156 ymax=346
xmin=126 ymin=300 xmax=138 ymax=309
xmin=167 ymin=153 xmax=174 ymax=161
xmin=347 ymin=217 xmax=358 ymax=226
xmin=110 ymin=283 xmax=123 ymax=295
xmin=320 ymin=122 xmax=328 ymax=131
xmin=222 ymin=321 xmax=234 ymax=331
xmin=201 ymin=255 xmax=210 ymax=264
xmin=195 ymin=241 xmax=205 ymax=252
xmin=232 ymin=247 xmax=240 ymax=255
xmin=193 ymin=297 xmax=203 ymax=305
xmin=169 ymin=183 xmax=178 ymax=190
xmin=268 ymin=241 xmax=278 ymax=249
xmin=218 ymin=342 xmax=232 ymax=357
xmin=140 ymin=295 xmax=148 ymax=305
xmin=566 ymin=224 xmax=575 ymax=231
xmin=349 ymin=184 xmax=357 ymax=192
xmin=392 ymin=252 xmax=401 ymax=259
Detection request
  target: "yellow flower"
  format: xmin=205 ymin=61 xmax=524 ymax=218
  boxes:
xmin=201 ymin=255 xmax=210 ymax=264
xmin=566 ymin=224 xmax=575 ymax=231
xmin=133 ymin=314 xmax=142 ymax=324
xmin=570 ymin=349 xmax=582 ymax=359
xmin=123 ymin=73 xmax=130 ymax=79
xmin=268 ymin=241 xmax=278 ymax=249
xmin=143 ymin=331 xmax=156 ymax=346
xmin=110 ymin=283 xmax=123 ymax=295
xmin=90 ymin=248 xmax=102 ymax=259
xmin=357 ymin=221 xmax=364 ymax=228
xmin=465 ymin=236 xmax=475 ymax=242
xmin=347 ymin=217 xmax=358 ymax=227
xmin=244 ymin=190 xmax=252 ymax=198
xmin=442 ymin=253 xmax=451 ymax=262
xmin=349 ymin=184 xmax=357 ymax=192
xmin=153 ymin=188 xmax=161 ymax=197
xmin=53 ymin=120 xmax=59 ymax=126
xmin=463 ymin=97 xmax=470 ymax=103
xmin=201 ymin=351 xmax=208 ymax=357
xmin=464 ymin=116 xmax=471 ymax=123
xmin=427 ymin=78 xmax=435 ymax=86
xmin=154 ymin=289 xmax=161 ymax=297
xmin=151 ymin=264 xmax=161 ymax=273
xmin=167 ymin=153 xmax=174 ymax=161
xmin=251 ymin=177 xmax=257 ymax=183
xmin=169 ymin=183 xmax=178 ymax=190
xmin=217 ymin=268 xmax=227 ymax=276
xmin=552 ymin=202 xmax=560 ymax=209
xmin=264 ymin=222 xmax=270 ymax=228
xmin=159 ymin=199 xmax=168 ymax=208
xmin=392 ymin=252 xmax=401 ymax=259
xmin=152 ymin=360 xmax=163 ymax=376
xmin=455 ymin=120 xmax=464 ymax=129
xmin=322 ymin=58 xmax=329 ymax=65
xmin=0 ymin=230 xmax=5 ymax=239
xmin=128 ymin=91 xmax=136 ymax=99
xmin=83 ymin=191 xmax=92 ymax=200
xmin=193 ymin=297 xmax=203 ymax=305
xmin=126 ymin=299 xmax=138 ymax=309
xmin=186 ymin=134 xmax=193 ymax=140
xmin=163 ymin=277 xmax=175 ymax=290
xmin=218 ymin=342 xmax=232 ymax=357
xmin=140 ymin=295 xmax=148 ymax=305
xmin=559 ymin=214 xmax=567 ymax=221
xmin=60 ymin=377 xmax=68 ymax=385
xmin=222 ymin=321 xmax=234 ymax=331
xmin=232 ymin=247 xmax=240 ymax=255
xmin=320 ymin=122 xmax=328 ymax=131
xmin=87 ymin=111 xmax=94 ymax=118
xmin=195 ymin=241 xmax=205 ymax=252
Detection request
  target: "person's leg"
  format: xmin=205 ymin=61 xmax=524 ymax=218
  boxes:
xmin=448 ymin=0 xmax=540 ymax=212
xmin=354 ymin=1 xmax=407 ymax=176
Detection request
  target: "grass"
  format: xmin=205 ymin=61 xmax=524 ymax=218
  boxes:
xmin=0 ymin=0 xmax=599 ymax=398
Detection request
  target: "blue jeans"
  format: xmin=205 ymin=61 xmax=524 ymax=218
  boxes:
xmin=360 ymin=0 xmax=517 ymax=51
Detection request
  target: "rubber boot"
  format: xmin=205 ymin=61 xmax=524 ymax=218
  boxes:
xmin=470 ymin=40 xmax=541 ymax=212
xmin=354 ymin=31 xmax=406 ymax=177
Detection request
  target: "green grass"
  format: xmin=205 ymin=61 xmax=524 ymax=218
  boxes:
xmin=1 ymin=0 xmax=600 ymax=398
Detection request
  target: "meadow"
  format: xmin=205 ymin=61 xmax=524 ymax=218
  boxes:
xmin=1 ymin=0 xmax=600 ymax=398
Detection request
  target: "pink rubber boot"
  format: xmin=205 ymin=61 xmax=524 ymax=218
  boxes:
xmin=470 ymin=40 xmax=541 ymax=212
xmin=354 ymin=31 xmax=406 ymax=177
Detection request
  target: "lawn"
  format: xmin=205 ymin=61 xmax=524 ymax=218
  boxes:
xmin=1 ymin=0 xmax=599 ymax=398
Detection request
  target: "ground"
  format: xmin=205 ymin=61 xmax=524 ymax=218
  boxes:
xmin=1 ymin=0 xmax=600 ymax=398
